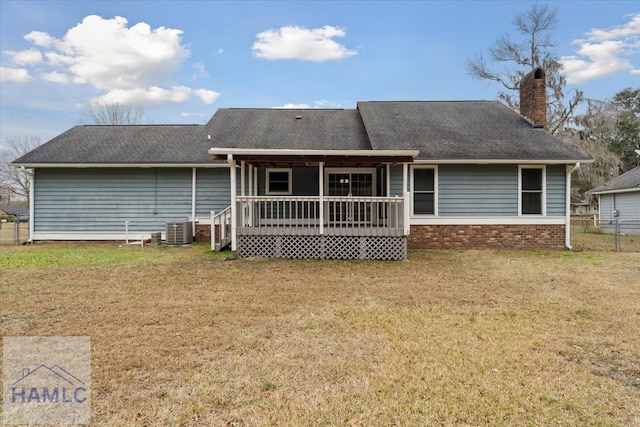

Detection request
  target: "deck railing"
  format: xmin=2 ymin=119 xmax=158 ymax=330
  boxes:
xmin=236 ymin=196 xmax=407 ymax=236
xmin=211 ymin=206 xmax=232 ymax=251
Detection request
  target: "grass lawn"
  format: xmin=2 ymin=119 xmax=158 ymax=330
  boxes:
xmin=1 ymin=243 xmax=639 ymax=426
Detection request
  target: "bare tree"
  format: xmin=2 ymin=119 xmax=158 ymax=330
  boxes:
xmin=80 ymin=100 xmax=145 ymax=125
xmin=466 ymin=4 xmax=583 ymax=134
xmin=0 ymin=136 xmax=42 ymax=204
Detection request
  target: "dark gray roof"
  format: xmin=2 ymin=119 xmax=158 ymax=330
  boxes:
xmin=13 ymin=101 xmax=591 ymax=166
xmin=205 ymin=109 xmax=372 ymax=151
xmin=357 ymin=101 xmax=590 ymax=161
xmin=13 ymin=124 xmax=212 ymax=165
xmin=591 ymin=165 xmax=640 ymax=193
xmin=0 ymin=205 xmax=28 ymax=216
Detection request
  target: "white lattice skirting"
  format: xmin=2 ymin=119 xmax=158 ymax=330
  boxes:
xmin=237 ymin=235 xmax=407 ymax=260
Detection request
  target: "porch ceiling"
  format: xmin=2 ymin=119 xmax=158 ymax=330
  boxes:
xmin=217 ymin=154 xmax=415 ymax=167
xmin=209 ymin=148 xmax=418 ymax=167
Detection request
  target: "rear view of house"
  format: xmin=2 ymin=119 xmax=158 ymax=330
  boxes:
xmin=13 ymin=68 xmax=591 ymax=259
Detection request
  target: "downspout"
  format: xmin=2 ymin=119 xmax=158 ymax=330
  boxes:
xmin=28 ymin=168 xmax=35 ymax=243
xmin=565 ymin=162 xmax=580 ymax=249
xmin=228 ymin=154 xmax=237 ymax=251
xmin=191 ymin=168 xmax=197 ymax=238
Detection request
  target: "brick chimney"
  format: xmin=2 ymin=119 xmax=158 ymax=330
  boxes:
xmin=519 ymin=67 xmax=547 ymax=129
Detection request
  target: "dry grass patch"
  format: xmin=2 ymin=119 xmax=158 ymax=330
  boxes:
xmin=1 ymin=244 xmax=639 ymax=426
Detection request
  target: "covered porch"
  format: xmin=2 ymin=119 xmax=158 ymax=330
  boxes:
xmin=209 ymin=148 xmax=418 ymax=260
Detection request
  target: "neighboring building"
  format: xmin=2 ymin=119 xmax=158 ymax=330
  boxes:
xmin=13 ymin=68 xmax=590 ymax=259
xmin=0 ymin=205 xmax=29 ymax=219
xmin=591 ymin=165 xmax=640 ymax=235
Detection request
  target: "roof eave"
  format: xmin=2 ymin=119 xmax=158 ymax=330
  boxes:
xmin=413 ymin=159 xmax=593 ymax=165
xmin=11 ymin=163 xmax=229 ymax=168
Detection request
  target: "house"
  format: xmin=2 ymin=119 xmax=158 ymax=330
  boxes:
xmin=590 ymin=165 xmax=640 ymax=235
xmin=0 ymin=205 xmax=29 ymax=221
xmin=13 ymin=68 xmax=590 ymax=259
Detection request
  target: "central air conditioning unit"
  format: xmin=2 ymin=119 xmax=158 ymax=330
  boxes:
xmin=165 ymin=221 xmax=193 ymax=245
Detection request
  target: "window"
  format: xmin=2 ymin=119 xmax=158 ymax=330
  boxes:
xmin=266 ymin=168 xmax=292 ymax=195
xmin=412 ymin=166 xmax=436 ymax=215
xmin=520 ymin=166 xmax=545 ymax=215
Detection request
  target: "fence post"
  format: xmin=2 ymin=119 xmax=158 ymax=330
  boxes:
xmin=614 ymin=217 xmax=620 ymax=252
xmin=14 ymin=218 xmax=19 ymax=245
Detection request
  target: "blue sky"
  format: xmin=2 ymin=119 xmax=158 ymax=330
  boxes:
xmin=1 ymin=1 xmax=638 ymax=147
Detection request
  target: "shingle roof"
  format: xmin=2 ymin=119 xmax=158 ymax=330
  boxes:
xmin=205 ymin=108 xmax=372 ymax=151
xmin=357 ymin=101 xmax=590 ymax=161
xmin=0 ymin=205 xmax=29 ymax=216
xmin=13 ymin=124 xmax=212 ymax=165
xmin=591 ymin=165 xmax=640 ymax=193
xmin=13 ymin=101 xmax=591 ymax=166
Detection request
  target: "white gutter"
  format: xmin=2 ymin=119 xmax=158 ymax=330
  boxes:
xmin=11 ymin=163 xmax=230 ymax=168
xmin=28 ymin=169 xmax=35 ymax=243
xmin=412 ymin=159 xmax=594 ymax=165
xmin=208 ymin=147 xmax=419 ymax=158
xmin=591 ymin=187 xmax=640 ymax=195
xmin=565 ymin=162 xmax=581 ymax=249
xmin=191 ymin=168 xmax=197 ymax=238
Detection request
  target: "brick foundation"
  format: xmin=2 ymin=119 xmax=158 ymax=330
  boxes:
xmin=195 ymin=224 xmax=211 ymax=242
xmin=198 ymin=223 xmax=567 ymax=249
xmin=408 ymin=224 xmax=566 ymax=250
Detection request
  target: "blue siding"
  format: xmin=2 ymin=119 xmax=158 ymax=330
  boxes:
xmin=196 ymin=168 xmax=231 ymax=217
xmin=438 ymin=165 xmax=518 ymax=216
xmin=389 ymin=165 xmax=404 ymax=197
xmin=599 ymin=192 xmax=640 ymax=235
xmin=34 ymin=168 xmax=213 ymax=233
xmin=546 ymin=165 xmax=566 ymax=216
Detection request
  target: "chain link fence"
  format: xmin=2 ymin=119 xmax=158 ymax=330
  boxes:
xmin=3 ymin=216 xmax=638 ymax=252
xmin=0 ymin=218 xmax=29 ymax=245
xmin=571 ymin=216 xmax=640 ymax=252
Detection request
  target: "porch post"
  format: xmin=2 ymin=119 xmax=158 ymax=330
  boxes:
xmin=319 ymin=161 xmax=324 ymax=235
xmin=228 ymin=154 xmax=237 ymax=251
xmin=240 ymin=161 xmax=245 ymax=197
xmin=386 ymin=164 xmax=391 ymax=196
xmin=403 ymin=163 xmax=409 ymax=236
xmin=248 ymin=164 xmax=253 ymax=196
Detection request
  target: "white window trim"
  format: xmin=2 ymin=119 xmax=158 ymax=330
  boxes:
xmin=410 ymin=165 xmax=438 ymax=217
xmin=518 ymin=165 xmax=546 ymax=216
xmin=265 ymin=168 xmax=292 ymax=195
xmin=324 ymin=167 xmax=377 ymax=196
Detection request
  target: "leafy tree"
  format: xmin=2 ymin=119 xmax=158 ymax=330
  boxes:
xmin=0 ymin=136 xmax=42 ymax=204
xmin=560 ymin=99 xmax=622 ymax=201
xmin=466 ymin=3 xmax=583 ymax=134
xmin=80 ymin=100 xmax=145 ymax=125
xmin=609 ymin=88 xmax=640 ymax=172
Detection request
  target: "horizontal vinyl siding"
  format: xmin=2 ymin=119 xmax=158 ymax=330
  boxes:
xmin=389 ymin=165 xmax=404 ymax=197
xmin=438 ymin=165 xmax=518 ymax=216
xmin=196 ymin=168 xmax=231 ymax=217
xmin=34 ymin=168 xmax=192 ymax=233
xmin=615 ymin=192 xmax=640 ymax=218
xmin=546 ymin=165 xmax=566 ymax=216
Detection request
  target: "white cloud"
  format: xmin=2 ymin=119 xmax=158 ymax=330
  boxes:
xmin=5 ymin=49 xmax=43 ymax=65
xmin=253 ymin=25 xmax=357 ymax=62
xmin=41 ymin=71 xmax=72 ymax=83
xmin=274 ymin=103 xmax=312 ymax=109
xmin=561 ymin=13 xmax=640 ymax=84
xmin=14 ymin=15 xmax=219 ymax=106
xmin=0 ymin=66 xmax=31 ymax=83
xmin=194 ymin=89 xmax=220 ymax=104
xmin=96 ymin=85 xmax=219 ymax=106
xmin=24 ymin=30 xmax=57 ymax=47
